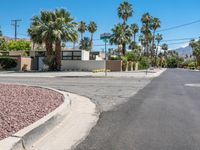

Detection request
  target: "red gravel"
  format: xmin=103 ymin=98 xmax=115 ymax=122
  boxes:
xmin=0 ymin=84 xmax=64 ymax=140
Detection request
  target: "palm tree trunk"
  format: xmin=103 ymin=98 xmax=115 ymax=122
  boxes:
xmin=152 ymin=30 xmax=156 ymax=66
xmin=122 ymin=43 xmax=126 ymax=56
xmin=90 ymin=33 xmax=93 ymax=51
xmin=73 ymin=42 xmax=76 ymax=49
xmin=155 ymin=43 xmax=159 ymax=67
xmin=55 ymin=40 xmax=62 ymax=71
xmin=134 ymin=34 xmax=136 ymax=43
xmin=81 ymin=33 xmax=83 ymax=40
xmin=45 ymin=40 xmax=54 ymax=70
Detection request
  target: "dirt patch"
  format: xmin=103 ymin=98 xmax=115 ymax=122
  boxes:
xmin=0 ymin=84 xmax=64 ymax=140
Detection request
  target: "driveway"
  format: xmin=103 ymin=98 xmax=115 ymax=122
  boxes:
xmin=74 ymin=69 xmax=200 ymax=150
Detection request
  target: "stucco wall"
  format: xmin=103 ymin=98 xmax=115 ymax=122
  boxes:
xmin=20 ymin=57 xmax=32 ymax=71
xmin=61 ymin=60 xmax=122 ymax=72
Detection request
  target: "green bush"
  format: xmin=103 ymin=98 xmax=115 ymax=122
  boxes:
xmin=0 ymin=57 xmax=17 ymax=70
xmin=188 ymin=61 xmax=196 ymax=69
xmin=0 ymin=39 xmax=31 ymax=51
xmin=139 ymin=56 xmax=149 ymax=70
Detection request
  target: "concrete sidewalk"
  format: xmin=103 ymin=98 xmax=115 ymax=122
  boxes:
xmin=30 ymin=92 xmax=99 ymax=150
xmin=0 ymin=68 xmax=166 ymax=78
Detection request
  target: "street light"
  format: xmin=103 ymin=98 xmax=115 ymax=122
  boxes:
xmin=100 ymin=33 xmax=111 ymax=77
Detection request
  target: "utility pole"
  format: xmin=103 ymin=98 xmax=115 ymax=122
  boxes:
xmin=11 ymin=19 xmax=22 ymax=40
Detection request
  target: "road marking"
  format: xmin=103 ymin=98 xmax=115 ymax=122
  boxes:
xmin=185 ymin=84 xmax=200 ymax=87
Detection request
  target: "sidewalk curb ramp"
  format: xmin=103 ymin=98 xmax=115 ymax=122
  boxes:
xmin=0 ymin=85 xmax=99 ymax=150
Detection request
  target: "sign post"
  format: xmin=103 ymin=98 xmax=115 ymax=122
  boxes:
xmin=100 ymin=33 xmax=111 ymax=77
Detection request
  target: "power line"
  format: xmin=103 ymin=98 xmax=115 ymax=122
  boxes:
xmin=11 ymin=19 xmax=22 ymax=40
xmin=166 ymin=41 xmax=190 ymax=46
xmin=162 ymin=37 xmax=198 ymax=42
xmin=18 ymin=33 xmax=29 ymax=37
xmin=157 ymin=19 xmax=200 ymax=32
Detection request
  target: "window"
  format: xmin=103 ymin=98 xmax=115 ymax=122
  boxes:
xmin=62 ymin=51 xmax=81 ymax=60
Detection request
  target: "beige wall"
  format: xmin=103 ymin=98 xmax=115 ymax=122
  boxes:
xmin=8 ymin=56 xmax=32 ymax=71
xmin=20 ymin=57 xmax=32 ymax=71
xmin=61 ymin=60 xmax=122 ymax=72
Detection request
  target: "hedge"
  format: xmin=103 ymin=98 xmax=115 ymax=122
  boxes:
xmin=0 ymin=57 xmax=17 ymax=70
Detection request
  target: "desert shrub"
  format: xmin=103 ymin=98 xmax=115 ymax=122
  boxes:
xmin=139 ymin=56 xmax=149 ymax=70
xmin=0 ymin=57 xmax=17 ymax=69
xmin=43 ymin=56 xmax=56 ymax=70
xmin=188 ymin=61 xmax=196 ymax=69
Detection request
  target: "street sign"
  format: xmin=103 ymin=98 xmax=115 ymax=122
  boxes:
xmin=100 ymin=33 xmax=111 ymax=77
xmin=100 ymin=33 xmax=111 ymax=40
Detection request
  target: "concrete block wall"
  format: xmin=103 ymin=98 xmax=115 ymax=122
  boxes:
xmin=61 ymin=60 xmax=122 ymax=72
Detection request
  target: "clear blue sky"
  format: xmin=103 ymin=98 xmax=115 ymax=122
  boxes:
xmin=0 ymin=0 xmax=200 ymax=50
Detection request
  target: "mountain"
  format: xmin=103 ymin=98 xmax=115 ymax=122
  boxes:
xmin=173 ymin=45 xmax=193 ymax=57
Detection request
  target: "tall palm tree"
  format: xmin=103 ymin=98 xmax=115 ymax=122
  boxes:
xmin=53 ymin=8 xmax=78 ymax=70
xmin=118 ymin=1 xmax=133 ymax=24
xmin=110 ymin=23 xmax=132 ymax=55
xmin=150 ymin=17 xmax=161 ymax=63
xmin=88 ymin=21 xmax=97 ymax=51
xmin=190 ymin=39 xmax=200 ymax=65
xmin=130 ymin=23 xmax=139 ymax=42
xmin=141 ymin=12 xmax=152 ymax=56
xmin=28 ymin=11 xmax=55 ymax=70
xmin=78 ymin=21 xmax=87 ymax=40
xmin=0 ymin=28 xmax=2 ymax=37
xmin=155 ymin=33 xmax=163 ymax=66
xmin=141 ymin=25 xmax=151 ymax=55
xmin=161 ymin=43 xmax=168 ymax=57
xmin=141 ymin=13 xmax=152 ymax=25
xmin=139 ymin=35 xmax=147 ymax=52
xmin=79 ymin=37 xmax=91 ymax=51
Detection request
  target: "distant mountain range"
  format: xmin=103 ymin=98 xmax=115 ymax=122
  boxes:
xmin=173 ymin=45 xmax=193 ymax=57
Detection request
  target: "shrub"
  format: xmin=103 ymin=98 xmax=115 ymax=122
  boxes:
xmin=0 ymin=57 xmax=17 ymax=70
xmin=139 ymin=56 xmax=149 ymax=70
xmin=43 ymin=56 xmax=56 ymax=70
xmin=0 ymin=40 xmax=31 ymax=51
xmin=188 ymin=61 xmax=196 ymax=69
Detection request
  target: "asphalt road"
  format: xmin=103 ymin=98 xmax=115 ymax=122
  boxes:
xmin=74 ymin=69 xmax=200 ymax=150
xmin=0 ymin=75 xmax=151 ymax=111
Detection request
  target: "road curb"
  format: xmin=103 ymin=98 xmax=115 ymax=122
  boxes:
xmin=29 ymin=92 xmax=99 ymax=150
xmin=0 ymin=85 xmax=71 ymax=150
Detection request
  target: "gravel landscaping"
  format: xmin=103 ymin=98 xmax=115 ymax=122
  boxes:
xmin=0 ymin=84 xmax=64 ymax=140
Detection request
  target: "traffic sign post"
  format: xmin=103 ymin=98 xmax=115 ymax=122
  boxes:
xmin=100 ymin=33 xmax=111 ymax=77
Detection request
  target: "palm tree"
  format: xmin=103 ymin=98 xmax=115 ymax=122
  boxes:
xmin=88 ymin=21 xmax=97 ymax=51
xmin=190 ymin=39 xmax=200 ymax=65
xmin=161 ymin=43 xmax=168 ymax=57
xmin=139 ymin=35 xmax=147 ymax=54
xmin=155 ymin=33 xmax=163 ymax=66
xmin=141 ymin=13 xmax=152 ymax=25
xmin=130 ymin=23 xmax=139 ymax=42
xmin=141 ymin=25 xmax=151 ymax=55
xmin=141 ymin=13 xmax=152 ymax=56
xmin=110 ymin=23 xmax=132 ymax=55
xmin=150 ymin=17 xmax=161 ymax=63
xmin=78 ymin=21 xmax=87 ymax=40
xmin=0 ymin=28 xmax=2 ymax=37
xmin=28 ymin=11 xmax=55 ymax=70
xmin=79 ymin=37 xmax=91 ymax=51
xmin=118 ymin=1 xmax=133 ymax=24
xmin=53 ymin=8 xmax=78 ymax=70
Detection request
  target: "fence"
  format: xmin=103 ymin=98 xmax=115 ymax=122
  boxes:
xmin=61 ymin=60 xmax=122 ymax=72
